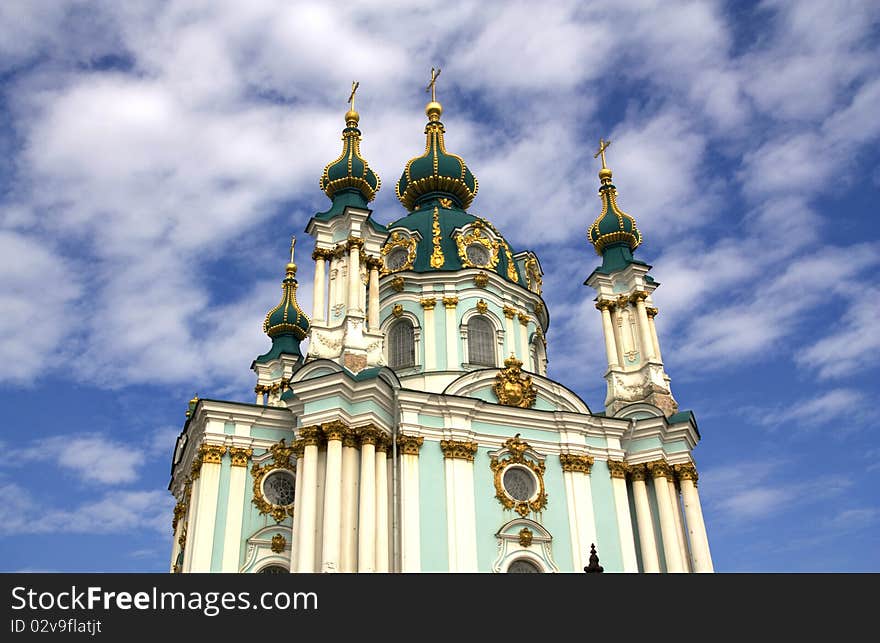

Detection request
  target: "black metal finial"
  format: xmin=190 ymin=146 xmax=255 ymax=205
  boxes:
xmin=584 ymin=543 xmax=604 ymax=573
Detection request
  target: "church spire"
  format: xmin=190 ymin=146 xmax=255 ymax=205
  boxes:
xmin=587 ymin=139 xmax=642 ymax=270
xmin=255 ymin=237 xmax=311 ymax=364
xmin=319 ymin=82 xmax=381 ymax=205
xmin=396 ymin=68 xmax=478 ymax=211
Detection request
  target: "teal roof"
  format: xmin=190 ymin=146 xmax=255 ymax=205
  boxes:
xmin=256 ymin=261 xmax=310 ymax=365
xmin=310 ymin=190 xmax=387 ymax=233
xmin=396 ymin=104 xmax=478 ymax=211
xmin=319 ymin=113 xmax=380 ymax=203
xmin=588 ymin=175 xmax=641 ymax=254
xmin=387 ymin=201 xmax=526 ymax=287
xmin=255 ymin=334 xmax=304 ymax=364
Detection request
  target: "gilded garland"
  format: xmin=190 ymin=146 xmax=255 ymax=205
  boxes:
xmin=251 ymin=438 xmax=297 ymax=523
xmin=492 ymin=355 xmax=537 ymax=409
xmin=455 ymin=221 xmax=500 ymax=269
xmin=490 ymin=435 xmax=547 ymax=517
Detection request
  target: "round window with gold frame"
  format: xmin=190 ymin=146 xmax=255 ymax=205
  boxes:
xmin=262 ymin=469 xmax=295 ymax=506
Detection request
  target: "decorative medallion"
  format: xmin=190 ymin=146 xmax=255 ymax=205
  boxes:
xmin=456 ymin=223 xmax=500 ymax=270
xmin=490 ymin=435 xmax=547 ymax=517
xmin=390 ymin=276 xmax=405 ymax=292
xmin=392 ymin=304 xmax=404 ymax=317
xmin=519 ymin=527 xmax=533 ymax=547
xmin=476 ymin=299 xmax=489 ymax=315
xmin=380 ymin=231 xmax=417 ymax=274
xmin=270 ymin=533 xmax=287 ymax=554
xmin=492 ymin=355 xmax=537 ymax=409
xmin=251 ymin=438 xmax=297 ymax=523
xmin=474 ymin=272 xmax=489 ymax=288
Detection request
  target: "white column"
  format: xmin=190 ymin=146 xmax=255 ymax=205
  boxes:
xmin=295 ymin=428 xmax=320 ymax=573
xmin=221 ymin=448 xmax=251 ymax=572
xmin=503 ymin=308 xmax=517 ymax=359
xmin=668 ymin=477 xmax=692 ymax=572
xmin=340 ymin=432 xmax=360 ymax=572
xmin=357 ymin=428 xmax=377 ymax=572
xmin=647 ymin=309 xmax=663 ymax=363
xmin=634 ymin=293 xmax=656 ymax=361
xmin=347 ymin=239 xmax=362 ymax=315
xmin=612 ymin=304 xmax=627 ymax=367
xmin=320 ymin=424 xmax=344 ymax=572
xmin=374 ymin=440 xmax=389 ymax=572
xmin=421 ymin=298 xmax=437 ymax=370
xmin=442 ymin=441 xmax=478 ymax=572
xmin=368 ymin=261 xmax=380 ymax=331
xmin=313 ymin=250 xmax=327 ymax=323
xmin=562 ymin=458 xmax=597 ymax=572
xmin=608 ymin=461 xmax=639 ymax=573
xmin=630 ymin=465 xmax=660 ymax=573
xmin=328 ymin=259 xmax=338 ymax=318
xmin=399 ymin=436 xmax=423 ymax=572
xmin=255 ymin=386 xmax=265 ymax=405
xmin=444 ymin=298 xmax=458 ymax=368
xmin=678 ymin=465 xmax=714 ymax=572
xmin=290 ymin=450 xmax=304 ymax=570
xmin=648 ymin=461 xmax=685 ymax=573
xmin=518 ymin=314 xmax=529 ymax=363
xmin=190 ymin=445 xmax=224 ymax=572
xmin=597 ymin=301 xmax=619 ymax=368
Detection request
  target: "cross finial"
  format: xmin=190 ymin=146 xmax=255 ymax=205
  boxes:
xmin=289 ymin=236 xmax=296 ymax=263
xmin=426 ymin=67 xmax=441 ymax=102
xmin=594 ymin=138 xmax=611 ymax=169
xmin=347 ymin=81 xmax=359 ymax=111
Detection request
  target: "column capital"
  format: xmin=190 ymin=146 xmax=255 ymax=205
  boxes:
xmin=517 ymin=312 xmax=530 ymax=326
xmin=419 ymin=297 xmax=437 ymax=310
xmin=375 ymin=435 xmax=391 ymax=453
xmin=647 ymin=459 xmax=674 ymax=480
xmin=674 ymin=462 xmax=699 ymax=484
xmin=595 ymin=299 xmax=614 ymax=312
xmin=298 ymin=425 xmax=323 ymax=447
xmin=440 ymin=439 xmax=478 ymax=461
xmin=172 ymin=500 xmax=186 ymax=531
xmin=533 ymin=302 xmax=545 ymax=316
xmin=199 ymin=443 xmax=227 ymax=465
xmin=629 ymin=290 xmax=648 ymax=303
xmin=616 ymin=294 xmax=630 ymax=309
xmin=341 ymin=427 xmax=360 ymax=449
xmin=646 ymin=306 xmax=659 ymax=318
xmin=503 ymin=305 xmax=517 ymax=319
xmin=365 ymin=255 xmax=383 ymax=270
xmin=397 ymin=434 xmax=425 ymax=456
xmin=332 ymin=243 xmax=347 ymax=259
xmin=291 ymin=438 xmax=305 ymax=459
xmin=560 ymin=453 xmax=594 ymax=474
xmin=321 ymin=420 xmax=347 ymax=442
xmin=346 ymin=236 xmax=365 ymax=250
xmin=442 ymin=296 xmax=459 ymax=309
xmin=357 ymin=425 xmax=381 ymax=446
xmin=607 ymin=459 xmax=629 ymax=479
xmin=228 ymin=446 xmax=253 ymax=467
xmin=628 ymin=462 xmax=648 ymax=481
xmin=312 ymin=247 xmax=334 ymax=261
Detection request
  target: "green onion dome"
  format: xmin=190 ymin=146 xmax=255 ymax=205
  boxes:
xmin=396 ymin=100 xmax=478 ymax=211
xmin=319 ymin=109 xmax=381 ymax=203
xmin=587 ymin=166 xmax=642 ymax=254
xmin=263 ymin=259 xmax=310 ymax=341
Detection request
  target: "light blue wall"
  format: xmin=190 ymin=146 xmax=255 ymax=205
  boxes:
xmin=223 ymin=422 xmax=235 ymax=435
xmin=626 ymin=436 xmax=663 ymax=453
xmin=238 ymin=448 xmax=293 ymax=570
xmin=418 ymin=440 xmax=449 ymax=571
xmin=471 ymin=421 xmax=556 ymax=444
xmin=473 ymin=447 xmax=499 ymax=571
xmin=434 ymin=301 xmax=448 ymax=370
xmin=540 ymin=454 xmax=574 ymax=571
xmin=589 ymin=460 xmax=623 ymax=572
xmin=417 ymin=413 xmax=444 ymax=428
xmin=302 ymin=397 xmax=392 ymax=426
xmin=250 ymin=426 xmax=290 ymax=442
xmin=209 ymin=456 xmax=232 ymax=571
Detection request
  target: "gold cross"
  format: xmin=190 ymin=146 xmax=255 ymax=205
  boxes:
xmin=289 ymin=236 xmax=296 ymax=263
xmin=347 ymin=81 xmax=359 ymax=111
xmin=594 ymin=138 xmax=611 ymax=169
xmin=426 ymin=67 xmax=441 ymax=102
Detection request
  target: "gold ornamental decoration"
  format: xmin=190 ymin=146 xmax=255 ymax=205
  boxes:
xmin=455 ymin=222 xmax=500 ymax=269
xmin=519 ymin=527 xmax=533 ymax=547
xmin=492 ymin=355 xmax=537 ymax=409
xmin=490 ymin=434 xmax=547 ymax=517
xmin=430 ymin=206 xmax=445 ymax=268
xmin=380 ymin=231 xmax=417 ymax=275
xmin=251 ymin=438 xmax=296 ymax=523
xmin=271 ymin=533 xmax=287 ymax=554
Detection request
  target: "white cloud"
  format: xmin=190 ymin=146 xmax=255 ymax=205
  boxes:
xmin=0 ymin=483 xmax=172 ymax=535
xmin=8 ymin=434 xmax=143 ymax=484
xmin=751 ymin=388 xmax=867 ymax=431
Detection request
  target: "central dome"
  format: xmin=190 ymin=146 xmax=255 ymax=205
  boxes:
xmin=396 ymin=101 xmax=478 ymax=211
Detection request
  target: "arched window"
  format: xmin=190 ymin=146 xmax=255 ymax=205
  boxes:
xmin=507 ymin=558 xmax=542 ymax=573
xmin=388 ymin=319 xmax=415 ymax=368
xmin=468 ymin=316 xmax=495 ymax=366
xmin=258 ymin=565 xmax=288 ymax=574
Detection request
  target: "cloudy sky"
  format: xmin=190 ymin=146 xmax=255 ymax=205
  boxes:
xmin=0 ymin=0 xmax=877 ymax=572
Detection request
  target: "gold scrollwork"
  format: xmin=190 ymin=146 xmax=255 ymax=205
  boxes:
xmin=397 ymin=434 xmax=424 ymax=456
xmin=172 ymin=501 xmax=186 ymax=532
xmin=420 ymin=297 xmax=437 ymax=310
xmin=251 ymin=438 xmax=297 ymax=523
xmin=430 ymin=207 xmax=445 ymax=269
xmin=390 ymin=276 xmax=405 ymax=292
xmin=490 ymin=435 xmax=547 ymax=517
xmin=492 ymin=355 xmax=537 ymax=409
xmin=476 ymin=299 xmax=489 ymax=314
xmin=473 ymin=272 xmax=489 ymax=288
xmin=455 ymin=223 xmax=500 ymax=269
xmin=673 ymin=462 xmax=698 ymax=484
xmin=392 ymin=304 xmax=404 ymax=318
xmin=228 ymin=447 xmax=253 ymax=467
xmin=442 ymin=296 xmax=459 ymax=309
xmin=525 ymin=257 xmax=542 ymax=294
xmin=440 ymin=439 xmax=478 ymax=461
xmin=271 ymin=533 xmax=287 ymax=553
xmin=380 ymin=231 xmax=417 ymax=275
xmin=647 ymin=459 xmax=674 ymax=480
xmin=607 ymin=460 xmax=629 ymax=479
xmin=503 ymin=305 xmax=516 ymax=319
xmin=519 ymin=527 xmax=533 ymax=547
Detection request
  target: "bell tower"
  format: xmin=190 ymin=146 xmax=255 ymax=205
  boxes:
xmin=584 ymin=140 xmax=678 ymax=416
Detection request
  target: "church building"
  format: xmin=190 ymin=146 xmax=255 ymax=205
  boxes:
xmin=168 ymin=76 xmax=714 ymax=573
